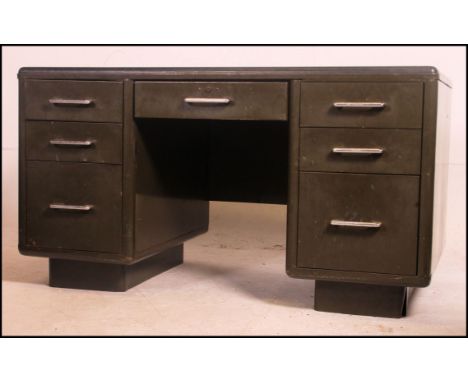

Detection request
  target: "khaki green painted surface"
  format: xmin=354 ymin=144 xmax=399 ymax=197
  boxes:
xmin=300 ymin=82 xmax=423 ymax=128
xmin=297 ymin=172 xmax=419 ymax=275
xmin=26 ymin=121 xmax=123 ymax=164
xmin=26 ymin=161 xmax=122 ymax=254
xmin=135 ymin=81 xmax=288 ymax=121
xmin=24 ymin=80 xmax=123 ymax=123
xmin=299 ymin=127 xmax=421 ymax=175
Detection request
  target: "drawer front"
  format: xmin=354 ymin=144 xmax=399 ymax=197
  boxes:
xmin=300 ymin=82 xmax=423 ymax=128
xmin=26 ymin=162 xmax=122 ymax=253
xmin=300 ymin=128 xmax=421 ymax=174
xmin=297 ymin=172 xmax=419 ymax=275
xmin=134 ymin=81 xmax=288 ymax=121
xmin=24 ymin=80 xmax=123 ymax=122
xmin=26 ymin=121 xmax=122 ymax=164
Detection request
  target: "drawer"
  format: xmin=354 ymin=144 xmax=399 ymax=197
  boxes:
xmin=26 ymin=162 xmax=122 ymax=253
xmin=297 ymin=172 xmax=419 ymax=275
xmin=26 ymin=121 xmax=122 ymax=164
xmin=134 ymin=81 xmax=288 ymax=121
xmin=300 ymin=82 xmax=423 ymax=128
xmin=299 ymin=128 xmax=421 ymax=174
xmin=24 ymin=80 xmax=123 ymax=122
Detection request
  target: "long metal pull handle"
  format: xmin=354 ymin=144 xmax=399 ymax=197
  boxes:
xmin=49 ymin=98 xmax=94 ymax=106
xmin=333 ymin=102 xmax=385 ymax=109
xmin=332 ymin=147 xmax=384 ymax=155
xmin=184 ymin=97 xmax=231 ymax=105
xmin=49 ymin=203 xmax=94 ymax=211
xmin=49 ymin=139 xmax=94 ymax=147
xmin=330 ymin=219 xmax=382 ymax=228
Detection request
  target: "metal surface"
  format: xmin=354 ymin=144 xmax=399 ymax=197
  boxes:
xmin=300 ymin=82 xmax=424 ymax=129
xmin=297 ymin=172 xmax=419 ymax=275
xmin=24 ymin=80 xmax=123 ymax=123
xmin=184 ymin=97 xmax=231 ymax=105
xmin=285 ymin=80 xmax=301 ymax=275
xmin=333 ymin=102 xmax=385 ymax=109
xmin=330 ymin=219 xmax=382 ymax=228
xmin=299 ymin=128 xmax=421 ymax=175
xmin=49 ymin=139 xmax=94 ymax=147
xmin=26 ymin=121 xmax=122 ymax=165
xmin=49 ymin=203 xmax=94 ymax=211
xmin=135 ymin=81 xmax=288 ymax=121
xmin=133 ymin=119 xmax=209 ymax=258
xmin=315 ymin=281 xmax=407 ymax=318
xmin=332 ymin=147 xmax=384 ymax=155
xmin=17 ymin=66 xmax=443 ymax=82
xmin=26 ymin=161 xmax=122 ymax=254
xmin=49 ymin=245 xmax=183 ymax=291
xmin=49 ymin=98 xmax=93 ymax=106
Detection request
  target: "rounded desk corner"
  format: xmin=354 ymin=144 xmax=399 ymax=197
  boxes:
xmin=18 ymin=67 xmax=32 ymax=79
xmin=417 ymin=274 xmax=432 ymax=288
xmin=285 ymin=265 xmax=303 ymax=279
xmin=18 ymin=243 xmax=27 ymax=255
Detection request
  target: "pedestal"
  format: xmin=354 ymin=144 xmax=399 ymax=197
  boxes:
xmin=49 ymin=245 xmax=183 ymax=292
xmin=314 ymin=280 xmax=407 ymax=318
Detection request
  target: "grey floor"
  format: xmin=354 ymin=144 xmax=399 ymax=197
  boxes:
xmin=2 ymin=165 xmax=466 ymax=336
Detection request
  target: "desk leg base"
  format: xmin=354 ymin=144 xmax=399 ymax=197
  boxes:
xmin=314 ymin=281 xmax=407 ymax=318
xmin=49 ymin=245 xmax=183 ymax=292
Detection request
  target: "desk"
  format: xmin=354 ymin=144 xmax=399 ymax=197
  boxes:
xmin=18 ymin=67 xmax=450 ymax=318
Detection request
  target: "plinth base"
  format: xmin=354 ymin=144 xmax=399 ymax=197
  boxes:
xmin=49 ymin=245 xmax=183 ymax=292
xmin=314 ymin=280 xmax=407 ymax=318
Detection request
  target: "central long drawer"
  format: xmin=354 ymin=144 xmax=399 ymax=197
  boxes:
xmin=134 ymin=81 xmax=288 ymax=121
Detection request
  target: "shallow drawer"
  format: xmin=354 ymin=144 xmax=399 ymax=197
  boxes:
xmin=26 ymin=121 xmax=122 ymax=164
xmin=134 ymin=81 xmax=288 ymax=121
xmin=300 ymin=82 xmax=423 ymax=128
xmin=26 ymin=162 xmax=122 ymax=253
xmin=24 ymin=80 xmax=123 ymax=122
xmin=300 ymin=128 xmax=421 ymax=174
xmin=297 ymin=172 xmax=419 ymax=275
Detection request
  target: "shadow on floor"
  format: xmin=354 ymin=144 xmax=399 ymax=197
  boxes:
xmin=405 ymin=287 xmax=421 ymax=316
xmin=181 ymin=260 xmax=314 ymax=309
xmin=4 ymin=245 xmax=314 ymax=309
xmin=2 ymin=247 xmax=49 ymax=285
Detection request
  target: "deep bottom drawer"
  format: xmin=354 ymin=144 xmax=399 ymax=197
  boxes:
xmin=26 ymin=161 xmax=122 ymax=253
xmin=297 ymin=172 xmax=419 ymax=275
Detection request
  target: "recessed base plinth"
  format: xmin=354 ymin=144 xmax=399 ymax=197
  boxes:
xmin=49 ymin=245 xmax=183 ymax=292
xmin=314 ymin=280 xmax=407 ymax=318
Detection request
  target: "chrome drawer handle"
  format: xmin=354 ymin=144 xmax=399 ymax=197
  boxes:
xmin=49 ymin=203 xmax=94 ymax=211
xmin=184 ymin=97 xmax=231 ymax=105
xmin=333 ymin=102 xmax=385 ymax=109
xmin=49 ymin=98 xmax=94 ymax=106
xmin=49 ymin=139 xmax=94 ymax=147
xmin=330 ymin=219 xmax=382 ymax=228
xmin=332 ymin=147 xmax=384 ymax=155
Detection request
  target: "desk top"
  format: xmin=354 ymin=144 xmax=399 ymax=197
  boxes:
xmin=18 ymin=66 xmax=449 ymax=85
